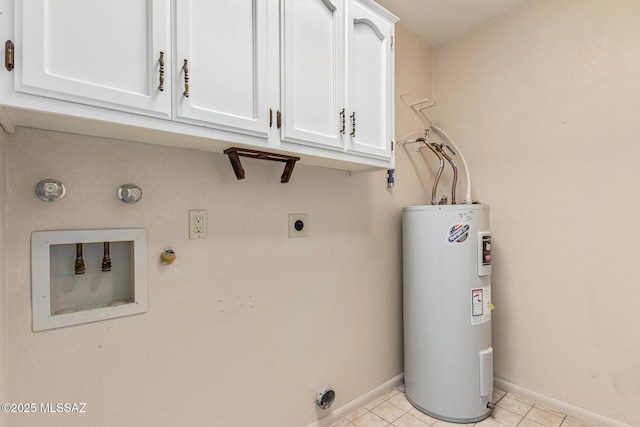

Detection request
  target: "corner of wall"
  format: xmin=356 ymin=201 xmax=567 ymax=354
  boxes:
xmin=0 ymin=128 xmax=7 ymax=413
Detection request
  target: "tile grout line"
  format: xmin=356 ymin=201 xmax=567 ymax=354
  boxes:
xmin=560 ymin=414 xmax=568 ymax=427
xmin=512 ymin=397 xmax=534 ymax=427
xmin=514 ymin=401 xmax=570 ymax=427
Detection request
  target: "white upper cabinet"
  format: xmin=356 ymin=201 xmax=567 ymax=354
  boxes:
xmin=281 ymin=0 xmax=396 ymax=161
xmin=281 ymin=0 xmax=345 ymax=149
xmin=2 ymin=0 xmax=397 ymax=171
xmin=15 ymin=0 xmax=171 ymax=118
xmin=345 ymin=0 xmax=394 ymax=159
xmin=174 ymin=0 xmax=270 ymax=138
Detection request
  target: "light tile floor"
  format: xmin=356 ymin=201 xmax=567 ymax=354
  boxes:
xmin=330 ymin=386 xmax=592 ymax=427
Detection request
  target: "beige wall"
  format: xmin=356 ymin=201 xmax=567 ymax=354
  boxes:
xmin=394 ymin=24 xmax=435 ymax=203
xmin=2 ymin=26 xmax=431 ymax=427
xmin=433 ymin=0 xmax=640 ymax=424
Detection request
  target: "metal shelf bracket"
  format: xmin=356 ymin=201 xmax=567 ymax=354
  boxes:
xmin=223 ymin=147 xmax=300 ymax=184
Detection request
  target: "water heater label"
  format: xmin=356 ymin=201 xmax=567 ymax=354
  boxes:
xmin=471 ymin=286 xmax=491 ymax=325
xmin=447 ymin=224 xmax=470 ymax=243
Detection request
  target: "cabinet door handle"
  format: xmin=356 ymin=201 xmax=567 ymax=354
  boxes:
xmin=182 ymin=59 xmax=189 ymax=98
xmin=5 ymin=40 xmax=14 ymax=71
xmin=340 ymin=108 xmax=345 ymax=134
xmin=158 ymin=51 xmax=165 ymax=92
xmin=350 ymin=112 xmax=356 ymax=137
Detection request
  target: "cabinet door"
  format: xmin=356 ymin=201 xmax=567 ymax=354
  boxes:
xmin=281 ymin=0 xmax=345 ymax=149
xmin=175 ymin=0 xmax=269 ymax=138
xmin=346 ymin=0 xmax=393 ymax=159
xmin=16 ymin=0 xmax=171 ymax=118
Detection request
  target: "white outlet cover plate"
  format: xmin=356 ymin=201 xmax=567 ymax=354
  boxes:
xmin=189 ymin=210 xmax=208 ymax=239
xmin=289 ymin=214 xmax=308 ymax=238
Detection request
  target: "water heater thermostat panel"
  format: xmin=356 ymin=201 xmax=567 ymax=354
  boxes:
xmin=478 ymin=232 xmax=492 ymax=277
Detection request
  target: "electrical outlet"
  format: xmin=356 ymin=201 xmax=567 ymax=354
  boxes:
xmin=189 ymin=210 xmax=208 ymax=239
xmin=289 ymin=214 xmax=308 ymax=238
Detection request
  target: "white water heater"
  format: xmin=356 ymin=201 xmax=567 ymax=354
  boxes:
xmin=403 ymin=204 xmax=493 ymax=423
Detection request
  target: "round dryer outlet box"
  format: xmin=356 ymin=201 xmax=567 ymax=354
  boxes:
xmin=316 ymin=386 xmax=335 ymax=410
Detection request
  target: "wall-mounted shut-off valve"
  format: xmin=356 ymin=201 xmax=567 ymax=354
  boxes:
xmin=160 ymin=248 xmax=176 ymax=265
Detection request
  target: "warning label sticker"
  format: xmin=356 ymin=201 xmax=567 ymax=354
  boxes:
xmin=471 ymin=286 xmax=491 ymax=325
xmin=447 ymin=223 xmax=470 ymax=243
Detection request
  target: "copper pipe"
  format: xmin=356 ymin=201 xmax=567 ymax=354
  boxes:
xmin=434 ymin=143 xmax=458 ymax=205
xmin=102 ymin=242 xmax=112 ymax=272
xmin=74 ymin=243 xmax=85 ymax=275
xmin=417 ymin=138 xmax=444 ymax=205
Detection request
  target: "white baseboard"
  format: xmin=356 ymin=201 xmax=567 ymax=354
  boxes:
xmin=305 ymin=374 xmax=630 ymax=427
xmin=305 ymin=373 xmax=404 ymax=427
xmin=494 ymin=378 xmax=631 ymax=427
